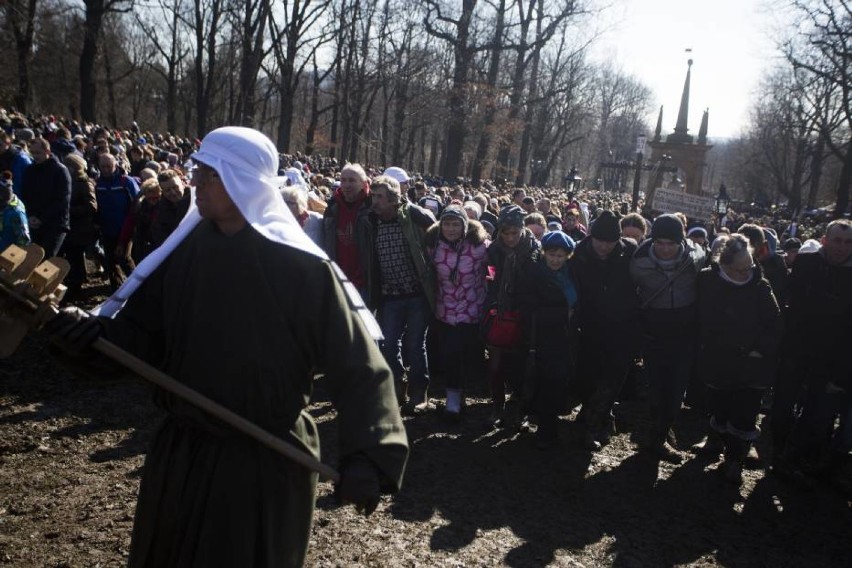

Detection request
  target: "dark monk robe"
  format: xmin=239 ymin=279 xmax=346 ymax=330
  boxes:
xmin=101 ymin=220 xmax=408 ymax=567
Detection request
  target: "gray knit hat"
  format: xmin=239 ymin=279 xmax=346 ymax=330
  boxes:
xmin=440 ymin=204 xmax=469 ymax=235
xmin=651 ymin=214 xmax=685 ymax=242
xmin=15 ymin=128 xmax=34 ymax=143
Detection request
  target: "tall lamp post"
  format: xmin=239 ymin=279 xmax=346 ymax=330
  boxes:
xmin=565 ymin=166 xmax=581 ymax=194
xmin=531 ymin=159 xmax=545 ymax=187
xmin=631 ymin=134 xmax=647 ymax=211
xmin=714 ymin=183 xmax=730 ymax=230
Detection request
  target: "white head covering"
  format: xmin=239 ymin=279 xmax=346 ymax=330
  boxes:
xmin=92 ymin=126 xmax=328 ymax=318
xmin=284 ymin=167 xmax=309 ymax=195
xmin=798 ymin=238 xmax=821 ymax=254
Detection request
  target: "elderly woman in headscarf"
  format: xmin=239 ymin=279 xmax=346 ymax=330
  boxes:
xmin=284 ymin=166 xmax=326 ymax=215
xmin=281 ymin=185 xmax=323 ymax=246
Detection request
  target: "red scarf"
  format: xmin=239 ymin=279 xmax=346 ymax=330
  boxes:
xmin=334 ymin=187 xmax=369 ymax=289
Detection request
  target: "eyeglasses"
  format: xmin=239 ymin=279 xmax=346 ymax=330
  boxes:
xmin=192 ymin=167 xmax=220 ymax=184
xmin=284 ymin=200 xmax=299 ymax=206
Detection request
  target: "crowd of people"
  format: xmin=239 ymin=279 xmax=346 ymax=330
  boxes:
xmin=3 ymin=109 xmax=850 ymax=501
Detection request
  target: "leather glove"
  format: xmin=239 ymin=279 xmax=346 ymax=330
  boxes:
xmin=42 ymin=307 xmax=104 ymax=357
xmin=335 ymin=454 xmax=381 ymax=517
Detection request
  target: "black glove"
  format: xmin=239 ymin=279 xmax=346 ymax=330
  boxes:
xmin=42 ymin=307 xmax=104 ymax=357
xmin=335 ymin=454 xmax=381 ymax=517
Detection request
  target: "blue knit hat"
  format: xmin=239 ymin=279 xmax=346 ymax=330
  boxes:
xmin=541 ymin=230 xmax=576 ymax=252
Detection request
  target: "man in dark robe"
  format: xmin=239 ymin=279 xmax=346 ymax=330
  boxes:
xmin=47 ymin=126 xmax=408 ymax=567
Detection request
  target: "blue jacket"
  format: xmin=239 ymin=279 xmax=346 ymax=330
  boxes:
xmin=95 ymin=168 xmax=139 ymax=238
xmin=0 ymin=146 xmax=33 ymax=198
xmin=0 ymin=196 xmax=31 ymax=250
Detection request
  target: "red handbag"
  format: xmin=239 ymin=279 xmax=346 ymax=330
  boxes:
xmin=481 ymin=308 xmax=523 ymax=349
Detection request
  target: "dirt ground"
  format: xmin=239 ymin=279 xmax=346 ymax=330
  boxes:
xmin=1 ymin=285 xmax=851 ymax=567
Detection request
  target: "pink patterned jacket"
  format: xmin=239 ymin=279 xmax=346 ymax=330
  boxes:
xmin=427 ymin=220 xmax=490 ymax=325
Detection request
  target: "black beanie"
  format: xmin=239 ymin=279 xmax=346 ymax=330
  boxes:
xmin=651 ymin=214 xmax=685 ymax=242
xmin=590 ymin=210 xmax=621 ymax=242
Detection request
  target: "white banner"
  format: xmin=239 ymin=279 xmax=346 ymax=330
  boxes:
xmin=651 ymin=188 xmax=715 ymax=220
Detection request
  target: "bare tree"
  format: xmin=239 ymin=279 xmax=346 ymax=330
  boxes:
xmin=188 ymin=0 xmax=225 ymax=135
xmin=423 ymin=0 xmax=484 ymax=179
xmin=784 ymin=0 xmax=852 ymax=216
xmin=591 ymin=63 xmax=654 ymax=180
xmin=80 ymin=0 xmax=135 ymax=122
xmin=746 ymin=69 xmax=814 ymax=210
xmin=135 ymin=0 xmax=190 ymax=133
xmin=336 ymin=0 xmax=382 ymax=162
xmin=268 ymin=0 xmax=332 ymax=150
xmin=228 ymin=0 xmax=272 ymax=127
xmin=525 ymin=26 xmax=590 ymax=186
xmin=304 ymin=51 xmax=335 ymax=155
xmin=469 ymin=0 xmax=506 ymax=184
xmin=1 ymin=0 xmax=39 ymax=112
xmin=495 ymin=0 xmax=583 ymax=183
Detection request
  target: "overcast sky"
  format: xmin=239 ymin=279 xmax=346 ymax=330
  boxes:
xmin=589 ymin=0 xmax=790 ymax=140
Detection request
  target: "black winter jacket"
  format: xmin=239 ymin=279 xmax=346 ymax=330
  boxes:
xmin=21 ymin=156 xmax=71 ymax=232
xmin=697 ymin=263 xmax=782 ymax=389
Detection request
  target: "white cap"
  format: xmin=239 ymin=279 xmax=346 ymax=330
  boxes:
xmin=383 ymin=166 xmax=410 ymax=184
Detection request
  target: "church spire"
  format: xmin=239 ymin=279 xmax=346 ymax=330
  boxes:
xmin=653 ymin=105 xmax=663 ymax=142
xmin=667 ymin=59 xmax=694 ymax=144
xmin=698 ymin=108 xmax=709 ymax=144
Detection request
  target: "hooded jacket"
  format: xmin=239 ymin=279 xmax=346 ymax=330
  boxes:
xmin=426 ymin=219 xmax=490 ymax=325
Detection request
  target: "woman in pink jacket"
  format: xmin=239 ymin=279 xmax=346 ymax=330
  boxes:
xmin=426 ymin=205 xmax=490 ymax=418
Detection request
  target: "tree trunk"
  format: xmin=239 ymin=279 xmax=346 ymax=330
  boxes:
xmin=429 ymin=127 xmax=440 ymax=175
xmin=6 ymin=0 xmax=38 ymax=113
xmin=438 ymin=0 xmax=476 ymax=180
xmin=80 ymin=1 xmax=105 ymax=123
xmin=835 ymin=140 xmax=852 ymax=218
xmin=515 ymin=43 xmax=542 ymax=185
xmin=470 ymin=0 xmax=505 ymax=184
xmin=390 ymin=79 xmax=408 ymax=166
xmin=166 ymin=6 xmax=180 ymax=134
xmin=805 ymin=131 xmax=826 ymax=210
xmin=495 ymin=26 xmax=530 ymax=176
xmin=305 ymin=62 xmax=322 ymax=155
xmin=104 ymin=48 xmax=119 ymax=127
xmin=380 ymin=82 xmax=391 ymax=166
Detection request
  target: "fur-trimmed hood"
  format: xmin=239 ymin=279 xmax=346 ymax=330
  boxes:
xmin=425 ymin=218 xmax=489 ymax=248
